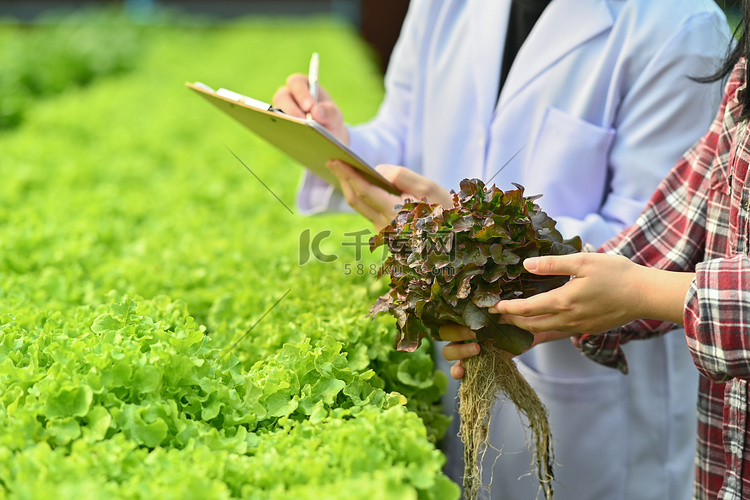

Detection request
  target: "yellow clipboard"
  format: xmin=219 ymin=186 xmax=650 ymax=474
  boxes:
xmin=186 ymin=82 xmax=400 ymax=195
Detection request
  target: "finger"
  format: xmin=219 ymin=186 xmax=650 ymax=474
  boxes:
xmin=310 ymin=102 xmax=342 ymax=126
xmin=523 ymin=254 xmax=585 ymax=277
xmin=376 ymin=165 xmax=453 ymax=207
xmin=337 ymin=176 xmax=383 ymax=223
xmin=443 ymin=341 xmax=480 ymax=361
xmin=376 ymin=164 xmax=419 ymax=190
xmin=310 ymin=102 xmax=348 ymax=144
xmin=272 ymin=86 xmax=305 ymax=119
xmin=498 ymin=312 xmax=578 ymax=335
xmin=489 ymin=286 xmax=569 ymax=316
xmin=451 ymin=360 xmax=466 ymax=380
xmin=329 ymin=161 xmax=388 ymax=226
xmin=286 ymin=73 xmax=314 ymax=111
xmin=438 ymin=323 xmax=476 ymax=342
xmin=333 ymin=161 xmax=402 ymax=215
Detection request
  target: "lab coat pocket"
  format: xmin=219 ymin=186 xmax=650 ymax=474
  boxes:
xmin=524 ymin=107 xmax=615 ymax=219
xmin=514 ymin=360 xmax=628 ymax=500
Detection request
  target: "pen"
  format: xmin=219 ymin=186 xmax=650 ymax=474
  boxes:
xmin=306 ymin=52 xmax=319 ymax=121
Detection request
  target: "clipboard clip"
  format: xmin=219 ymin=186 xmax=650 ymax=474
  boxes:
xmin=215 ymin=87 xmax=277 ymax=112
xmin=194 ymin=82 xmax=288 ymax=116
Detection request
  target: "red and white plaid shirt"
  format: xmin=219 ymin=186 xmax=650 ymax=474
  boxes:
xmin=573 ymin=59 xmax=750 ymax=499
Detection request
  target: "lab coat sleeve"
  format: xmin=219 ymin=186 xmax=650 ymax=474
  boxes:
xmin=296 ymin=0 xmax=430 ymax=214
xmin=345 ymin=0 xmax=428 ymax=168
xmin=554 ymin=11 xmax=731 ymax=247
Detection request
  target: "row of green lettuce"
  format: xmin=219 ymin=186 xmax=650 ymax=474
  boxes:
xmin=0 ymin=10 xmax=458 ymax=500
xmin=0 ymin=8 xmax=146 ymax=130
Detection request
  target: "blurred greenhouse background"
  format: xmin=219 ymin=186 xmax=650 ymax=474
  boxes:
xmin=0 ymin=0 xmax=410 ymax=73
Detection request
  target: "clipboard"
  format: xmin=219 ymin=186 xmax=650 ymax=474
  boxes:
xmin=186 ymin=82 xmax=400 ymax=195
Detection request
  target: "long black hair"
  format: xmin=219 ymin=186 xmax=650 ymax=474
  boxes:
xmin=702 ymin=2 xmax=750 ymax=118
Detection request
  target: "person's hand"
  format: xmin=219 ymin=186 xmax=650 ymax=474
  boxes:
xmin=436 ymin=252 xmax=695 ymax=380
xmin=489 ymin=253 xmax=693 ymax=334
xmin=273 ymin=73 xmax=349 ymax=145
xmin=439 ymin=324 xmax=479 ymax=380
xmin=438 ymin=323 xmax=573 ymax=380
xmin=328 ymin=160 xmax=454 ymax=230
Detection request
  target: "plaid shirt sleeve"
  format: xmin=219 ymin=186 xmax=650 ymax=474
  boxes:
xmin=687 ymin=255 xmax=750 ymax=382
xmin=572 ymin=62 xmax=747 ymax=374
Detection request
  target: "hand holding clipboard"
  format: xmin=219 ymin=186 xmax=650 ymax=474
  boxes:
xmin=186 ymin=54 xmax=398 ymax=195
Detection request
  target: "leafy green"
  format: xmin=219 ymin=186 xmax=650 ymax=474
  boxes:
xmin=0 ymin=14 xmax=456 ymax=499
xmin=371 ymin=179 xmax=582 ymax=354
xmin=0 ymin=296 xmax=449 ymax=498
xmin=0 ymin=407 xmax=459 ymax=500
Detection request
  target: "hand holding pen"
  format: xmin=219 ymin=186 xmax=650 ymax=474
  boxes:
xmin=271 ymin=51 xmax=452 ymax=230
xmin=272 ymin=52 xmax=350 ymax=145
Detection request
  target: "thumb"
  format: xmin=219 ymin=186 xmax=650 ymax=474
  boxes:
xmin=375 ymin=165 xmax=453 ymax=206
xmin=374 ymin=164 xmax=405 ymax=183
xmin=523 ymin=254 xmax=582 ymax=276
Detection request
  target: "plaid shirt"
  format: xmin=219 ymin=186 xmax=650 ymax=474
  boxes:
xmin=572 ymin=59 xmax=750 ymax=499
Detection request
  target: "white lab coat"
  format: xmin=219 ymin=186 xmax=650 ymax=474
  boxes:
xmin=298 ymin=0 xmax=731 ymax=498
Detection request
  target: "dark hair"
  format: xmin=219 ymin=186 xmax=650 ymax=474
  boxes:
xmin=700 ymin=2 xmax=750 ymax=118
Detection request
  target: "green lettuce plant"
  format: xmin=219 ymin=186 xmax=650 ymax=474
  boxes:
xmin=0 ymin=16 xmax=457 ymax=498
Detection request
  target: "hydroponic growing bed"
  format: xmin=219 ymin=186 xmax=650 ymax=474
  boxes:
xmin=0 ymin=10 xmax=458 ymax=500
